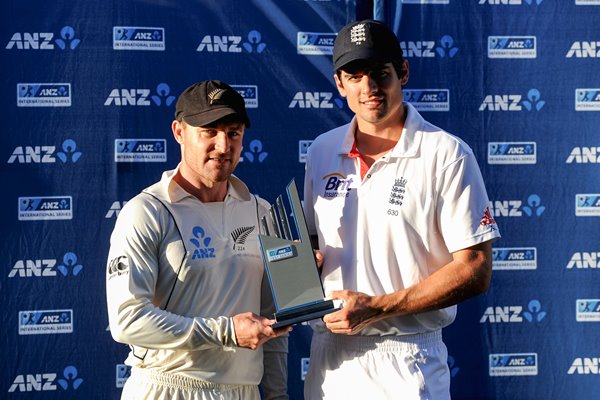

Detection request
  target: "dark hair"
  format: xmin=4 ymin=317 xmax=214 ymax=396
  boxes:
xmin=335 ymin=58 xmax=404 ymax=80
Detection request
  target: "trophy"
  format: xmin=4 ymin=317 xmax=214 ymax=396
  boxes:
xmin=259 ymin=179 xmax=339 ymax=328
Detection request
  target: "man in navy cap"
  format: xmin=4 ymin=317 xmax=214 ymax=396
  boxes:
xmin=303 ymin=20 xmax=500 ymax=399
xmin=107 ymin=80 xmax=290 ymax=400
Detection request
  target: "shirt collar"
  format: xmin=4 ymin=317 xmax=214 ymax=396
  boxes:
xmin=160 ymin=164 xmax=251 ymax=203
xmin=344 ymin=102 xmax=424 ymax=159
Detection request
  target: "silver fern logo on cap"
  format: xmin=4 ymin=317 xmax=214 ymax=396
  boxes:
xmin=208 ymin=88 xmax=227 ymax=104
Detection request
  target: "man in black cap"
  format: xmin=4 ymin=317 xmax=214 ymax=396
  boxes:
xmin=303 ymin=20 xmax=500 ymax=399
xmin=107 ymin=80 xmax=290 ymax=400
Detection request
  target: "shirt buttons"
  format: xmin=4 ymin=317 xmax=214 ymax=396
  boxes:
xmin=366 ymin=174 xmax=371 ymax=179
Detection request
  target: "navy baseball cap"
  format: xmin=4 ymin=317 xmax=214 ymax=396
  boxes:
xmin=333 ymin=20 xmax=403 ymax=71
xmin=175 ymin=80 xmax=250 ymax=128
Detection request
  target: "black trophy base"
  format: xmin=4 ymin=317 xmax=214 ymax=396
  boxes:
xmin=272 ymin=300 xmax=340 ymax=329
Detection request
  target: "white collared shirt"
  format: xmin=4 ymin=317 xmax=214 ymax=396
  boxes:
xmin=304 ymin=103 xmax=500 ymax=336
xmin=106 ymin=168 xmax=279 ymax=384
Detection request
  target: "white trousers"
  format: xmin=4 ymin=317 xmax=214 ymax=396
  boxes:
xmin=304 ymin=330 xmax=450 ymax=400
xmin=121 ymin=368 xmax=260 ymax=400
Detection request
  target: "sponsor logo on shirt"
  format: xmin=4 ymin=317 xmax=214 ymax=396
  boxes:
xmin=321 ymin=173 xmax=354 ymax=198
xmin=107 ymin=256 xmax=129 ymax=279
xmin=190 ymin=226 xmax=216 ymax=259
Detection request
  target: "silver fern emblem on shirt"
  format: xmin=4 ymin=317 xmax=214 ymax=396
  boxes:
xmin=231 ymin=226 xmax=255 ymax=250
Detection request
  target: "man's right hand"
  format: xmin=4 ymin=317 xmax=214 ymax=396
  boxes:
xmin=232 ymin=312 xmax=291 ymax=350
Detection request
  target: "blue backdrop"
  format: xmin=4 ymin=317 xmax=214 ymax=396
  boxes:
xmin=2 ymin=0 xmax=599 ymax=399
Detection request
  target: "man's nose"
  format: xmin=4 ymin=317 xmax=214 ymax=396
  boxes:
xmin=214 ymin=132 xmax=230 ymax=153
xmin=361 ymin=75 xmax=378 ymax=94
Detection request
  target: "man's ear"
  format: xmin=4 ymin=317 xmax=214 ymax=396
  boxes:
xmin=172 ymin=120 xmax=184 ymax=144
xmin=334 ymin=74 xmax=346 ymax=97
xmin=400 ymin=60 xmax=409 ymax=86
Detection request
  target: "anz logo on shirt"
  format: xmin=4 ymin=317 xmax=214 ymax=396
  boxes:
xmin=190 ymin=226 xmax=216 ymax=259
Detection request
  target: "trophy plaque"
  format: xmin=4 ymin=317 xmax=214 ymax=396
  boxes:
xmin=259 ymin=179 xmax=339 ymax=328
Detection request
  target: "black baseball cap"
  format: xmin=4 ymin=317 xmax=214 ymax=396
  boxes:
xmin=174 ymin=80 xmax=250 ymax=128
xmin=333 ymin=20 xmax=403 ymax=71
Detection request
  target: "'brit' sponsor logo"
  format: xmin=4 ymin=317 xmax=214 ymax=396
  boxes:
xmin=488 ymin=142 xmax=536 ymax=164
xmin=576 ymin=194 xmax=600 ymax=216
xmin=19 ymin=309 xmax=73 ymax=335
xmin=322 ymin=173 xmax=355 ymax=198
xmin=231 ymin=85 xmax=258 ymax=108
xmin=403 ymin=89 xmax=449 ymax=111
xmin=113 ymin=26 xmax=165 ymax=50
xmin=18 ymin=196 xmax=73 ymax=221
xmin=489 ymin=353 xmax=538 ymax=376
xmin=488 ymin=36 xmax=536 ymax=58
xmin=566 ymin=41 xmax=600 ymax=58
xmin=479 ymin=88 xmax=545 ymax=111
xmin=566 ymin=146 xmax=600 ymax=163
xmin=17 ymin=83 xmax=71 ymax=107
xmin=576 ymin=299 xmax=600 ymax=321
xmin=297 ymin=32 xmax=336 ymax=55
xmin=566 ymin=252 xmax=599 ymax=269
xmin=114 ymin=139 xmax=167 ymax=162
xmin=575 ymin=89 xmax=600 ymax=111
xmin=575 ymin=0 xmax=600 ymax=4
xmin=492 ymin=247 xmax=537 ymax=270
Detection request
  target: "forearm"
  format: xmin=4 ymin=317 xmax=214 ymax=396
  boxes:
xmin=109 ymin=298 xmax=236 ymax=350
xmin=325 ymin=242 xmax=493 ymax=333
xmin=372 ymin=254 xmax=491 ymax=318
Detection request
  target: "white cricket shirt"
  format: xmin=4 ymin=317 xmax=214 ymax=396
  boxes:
xmin=106 ymin=168 xmax=280 ymax=385
xmin=304 ymin=103 xmax=501 ymax=336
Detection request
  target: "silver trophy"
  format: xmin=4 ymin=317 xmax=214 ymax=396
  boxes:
xmin=259 ymin=180 xmax=339 ymax=328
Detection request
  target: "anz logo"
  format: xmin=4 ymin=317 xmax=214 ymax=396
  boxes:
xmin=7 ymin=139 xmax=82 ymax=164
xmin=400 ymin=35 xmax=458 ymax=58
xmin=190 ymin=226 xmax=216 ymax=259
xmin=489 ymin=194 xmax=545 ymax=218
xmin=479 ymin=88 xmax=545 ymax=111
xmin=480 ymin=300 xmax=547 ymax=323
xmin=289 ymin=92 xmax=344 ymax=109
xmin=104 ymin=83 xmax=176 ymax=106
xmin=8 ymin=252 xmax=83 ymax=278
xmin=197 ymin=30 xmax=266 ymax=53
xmin=6 ymin=26 xmax=81 ymax=50
xmin=9 ymin=366 xmax=83 ymax=392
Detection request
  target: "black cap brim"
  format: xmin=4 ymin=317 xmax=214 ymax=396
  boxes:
xmin=182 ymin=107 xmax=251 ymax=128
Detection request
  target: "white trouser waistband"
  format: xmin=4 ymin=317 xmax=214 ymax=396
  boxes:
xmin=313 ymin=329 xmax=443 ymax=353
xmin=130 ymin=367 xmax=255 ymax=392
